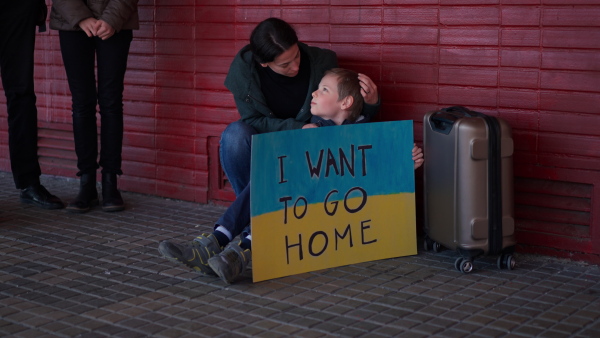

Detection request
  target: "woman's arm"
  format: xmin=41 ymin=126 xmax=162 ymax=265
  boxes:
xmin=233 ymin=96 xmax=306 ymax=133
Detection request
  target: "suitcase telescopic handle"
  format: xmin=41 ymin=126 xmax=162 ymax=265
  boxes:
xmin=430 ymin=106 xmax=476 ymax=134
xmin=430 ymin=112 xmax=459 ymax=134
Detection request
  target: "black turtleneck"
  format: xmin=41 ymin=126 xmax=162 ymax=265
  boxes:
xmin=256 ymin=49 xmax=311 ymax=120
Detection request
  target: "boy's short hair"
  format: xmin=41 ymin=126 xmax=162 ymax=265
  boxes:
xmin=325 ymin=68 xmax=364 ymax=122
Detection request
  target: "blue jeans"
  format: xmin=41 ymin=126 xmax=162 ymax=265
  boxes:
xmin=59 ymin=30 xmax=133 ymax=176
xmin=216 ymin=121 xmax=258 ymax=238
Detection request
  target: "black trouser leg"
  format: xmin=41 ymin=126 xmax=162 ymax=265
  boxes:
xmin=59 ymin=30 xmax=100 ymax=176
xmin=0 ymin=0 xmax=42 ymax=188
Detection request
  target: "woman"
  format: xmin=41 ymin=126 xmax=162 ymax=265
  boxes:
xmin=221 ymin=18 xmax=380 ymax=194
xmin=158 ymin=17 xmax=381 ymax=284
xmin=50 ymin=0 xmax=139 ymax=212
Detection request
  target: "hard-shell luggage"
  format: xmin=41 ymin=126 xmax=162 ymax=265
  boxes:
xmin=423 ymin=106 xmax=516 ymax=273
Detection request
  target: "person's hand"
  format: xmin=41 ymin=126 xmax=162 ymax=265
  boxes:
xmin=302 ymin=123 xmax=319 ymax=129
xmin=413 ymin=144 xmax=424 ymax=170
xmin=78 ymin=17 xmax=99 ymax=37
xmin=96 ymin=20 xmax=115 ymax=40
xmin=358 ymin=73 xmax=378 ymax=105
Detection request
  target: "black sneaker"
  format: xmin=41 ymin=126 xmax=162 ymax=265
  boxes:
xmin=158 ymin=234 xmax=223 ymax=275
xmin=20 ymin=184 xmax=65 ymax=209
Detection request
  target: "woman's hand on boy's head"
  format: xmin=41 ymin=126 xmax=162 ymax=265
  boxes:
xmin=412 ymin=144 xmax=424 ymax=170
xmin=357 ymin=73 xmax=378 ymax=105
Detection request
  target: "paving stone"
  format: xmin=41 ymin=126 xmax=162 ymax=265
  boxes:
xmin=412 ymin=322 xmax=444 ymax=336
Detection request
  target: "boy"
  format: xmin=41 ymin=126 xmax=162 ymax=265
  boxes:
xmin=306 ymin=67 xmax=366 ymax=127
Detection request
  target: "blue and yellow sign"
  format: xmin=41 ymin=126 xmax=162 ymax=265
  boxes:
xmin=251 ymin=121 xmax=417 ymax=282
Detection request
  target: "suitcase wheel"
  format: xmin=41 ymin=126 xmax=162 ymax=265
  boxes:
xmin=423 ymin=236 xmax=442 ymax=252
xmin=423 ymin=237 xmax=434 ymax=251
xmin=497 ymin=254 xmax=516 ymax=270
xmin=455 ymin=257 xmax=474 ymax=274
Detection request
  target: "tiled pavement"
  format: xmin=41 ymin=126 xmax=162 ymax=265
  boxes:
xmin=0 ymin=172 xmax=599 ymax=337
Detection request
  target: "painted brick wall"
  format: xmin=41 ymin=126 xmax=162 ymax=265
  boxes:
xmin=0 ymin=0 xmax=599 ymax=261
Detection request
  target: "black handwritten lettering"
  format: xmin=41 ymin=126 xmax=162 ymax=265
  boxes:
xmin=305 ymin=144 xmax=372 ymax=178
xmin=279 ymin=196 xmax=292 ymax=224
xmin=344 ymin=187 xmax=368 ymax=213
xmin=305 ymin=149 xmax=324 ymax=178
xmin=335 ymin=224 xmax=353 ymax=250
xmin=278 ymin=155 xmax=287 ymax=184
xmin=358 ymin=145 xmax=372 ymax=176
xmin=285 ymin=235 xmax=303 ymax=264
xmin=361 ymin=220 xmax=377 ymax=245
xmin=324 ymin=190 xmax=339 ymax=216
xmin=339 ymin=145 xmax=355 ymax=177
xmin=294 ymin=197 xmax=308 ymax=220
xmin=323 ymin=187 xmax=368 ymax=216
xmin=325 ymin=149 xmax=339 ymax=177
xmin=285 ymin=220 xmax=375 ymax=263
xmin=309 ymin=231 xmax=328 ymax=257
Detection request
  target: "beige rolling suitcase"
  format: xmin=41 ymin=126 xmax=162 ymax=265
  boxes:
xmin=423 ymin=106 xmax=516 ymax=273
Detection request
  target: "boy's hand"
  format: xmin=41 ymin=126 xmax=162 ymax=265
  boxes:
xmin=358 ymin=73 xmax=378 ymax=105
xmin=302 ymin=123 xmax=319 ymax=129
xmin=413 ymin=144 xmax=424 ymax=170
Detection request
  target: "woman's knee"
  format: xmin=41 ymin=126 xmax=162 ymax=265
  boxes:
xmin=220 ymin=121 xmax=256 ymax=151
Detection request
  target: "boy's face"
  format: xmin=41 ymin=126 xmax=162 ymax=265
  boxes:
xmin=310 ymin=74 xmax=342 ymax=119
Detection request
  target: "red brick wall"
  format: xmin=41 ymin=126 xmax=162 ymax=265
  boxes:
xmin=1 ymin=0 xmax=599 ymax=261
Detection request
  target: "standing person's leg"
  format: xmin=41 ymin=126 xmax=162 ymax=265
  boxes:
xmin=96 ymin=30 xmax=133 ymax=212
xmin=59 ymin=30 xmax=100 ymax=213
xmin=0 ymin=0 xmax=63 ymax=209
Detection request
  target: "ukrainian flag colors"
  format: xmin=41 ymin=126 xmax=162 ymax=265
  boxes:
xmin=251 ymin=121 xmax=417 ymax=282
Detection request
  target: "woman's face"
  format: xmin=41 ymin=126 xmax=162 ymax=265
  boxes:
xmin=260 ymin=44 xmax=301 ymax=77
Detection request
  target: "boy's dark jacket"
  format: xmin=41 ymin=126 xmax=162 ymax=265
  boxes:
xmin=310 ymin=115 xmax=369 ymax=127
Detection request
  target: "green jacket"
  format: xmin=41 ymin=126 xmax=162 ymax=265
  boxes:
xmin=224 ymin=42 xmax=380 ymax=133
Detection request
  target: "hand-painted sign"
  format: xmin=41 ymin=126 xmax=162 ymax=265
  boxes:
xmin=251 ymin=121 xmax=417 ymax=282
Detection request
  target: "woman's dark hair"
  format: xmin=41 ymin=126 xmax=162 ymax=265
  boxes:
xmin=250 ymin=18 xmax=299 ymax=64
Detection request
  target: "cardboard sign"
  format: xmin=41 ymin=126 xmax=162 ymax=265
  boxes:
xmin=250 ymin=121 xmax=417 ymax=282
